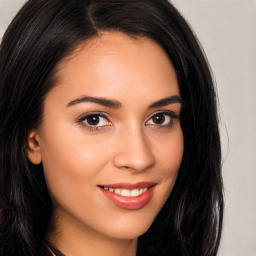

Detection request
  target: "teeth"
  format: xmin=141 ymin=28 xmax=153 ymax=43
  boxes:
xmin=103 ymin=187 xmax=148 ymax=197
xmin=115 ymin=188 xmax=121 ymax=195
xmin=120 ymin=189 xmax=131 ymax=197
xmin=131 ymin=189 xmax=140 ymax=196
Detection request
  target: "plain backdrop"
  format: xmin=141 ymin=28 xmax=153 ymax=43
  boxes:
xmin=0 ymin=1 xmax=255 ymax=255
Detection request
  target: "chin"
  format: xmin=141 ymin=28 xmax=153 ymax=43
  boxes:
xmin=97 ymin=212 xmax=156 ymax=240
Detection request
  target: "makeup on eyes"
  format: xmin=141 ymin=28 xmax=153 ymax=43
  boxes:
xmin=76 ymin=112 xmax=113 ymax=131
xmin=75 ymin=110 xmax=180 ymax=132
xmin=146 ymin=110 xmax=180 ymax=129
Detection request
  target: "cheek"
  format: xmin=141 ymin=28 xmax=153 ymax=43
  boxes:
xmin=154 ymin=128 xmax=183 ymax=196
xmin=39 ymin=130 xmax=113 ymax=227
xmin=155 ymin=127 xmax=184 ymax=173
xmin=39 ymin=126 xmax=110 ymax=198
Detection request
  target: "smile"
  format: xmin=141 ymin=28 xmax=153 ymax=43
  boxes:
xmin=99 ymin=182 xmax=156 ymax=210
xmin=102 ymin=187 xmax=148 ymax=197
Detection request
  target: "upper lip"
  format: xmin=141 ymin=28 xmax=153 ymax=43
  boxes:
xmin=98 ymin=182 xmax=157 ymax=189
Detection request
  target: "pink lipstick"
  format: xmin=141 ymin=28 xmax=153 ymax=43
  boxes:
xmin=98 ymin=182 xmax=156 ymax=210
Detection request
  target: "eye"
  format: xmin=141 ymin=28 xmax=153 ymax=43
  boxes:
xmin=146 ymin=112 xmax=177 ymax=128
xmin=84 ymin=115 xmax=107 ymax=126
xmin=77 ymin=113 xmax=112 ymax=130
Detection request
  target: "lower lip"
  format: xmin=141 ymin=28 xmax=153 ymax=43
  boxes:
xmin=99 ymin=187 xmax=154 ymax=210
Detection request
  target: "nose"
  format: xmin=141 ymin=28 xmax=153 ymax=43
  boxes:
xmin=113 ymin=126 xmax=155 ymax=171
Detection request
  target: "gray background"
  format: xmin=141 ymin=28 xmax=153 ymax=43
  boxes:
xmin=0 ymin=0 xmax=255 ymax=255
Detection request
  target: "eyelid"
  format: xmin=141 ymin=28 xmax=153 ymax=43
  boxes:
xmin=145 ymin=110 xmax=179 ymax=127
xmin=76 ymin=112 xmax=113 ymax=130
xmin=147 ymin=110 xmax=179 ymax=121
xmin=77 ymin=111 xmax=107 ymax=120
xmin=76 ymin=110 xmax=179 ymax=131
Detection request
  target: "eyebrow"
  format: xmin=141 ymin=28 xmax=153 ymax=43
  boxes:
xmin=66 ymin=95 xmax=182 ymax=109
xmin=149 ymin=95 xmax=182 ymax=108
xmin=66 ymin=96 xmax=122 ymax=109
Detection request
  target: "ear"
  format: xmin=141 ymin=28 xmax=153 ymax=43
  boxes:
xmin=26 ymin=130 xmax=42 ymax=165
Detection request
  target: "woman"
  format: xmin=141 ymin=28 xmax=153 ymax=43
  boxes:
xmin=0 ymin=0 xmax=223 ymax=255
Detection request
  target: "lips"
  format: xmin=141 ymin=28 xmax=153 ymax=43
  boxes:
xmin=98 ymin=182 xmax=156 ymax=210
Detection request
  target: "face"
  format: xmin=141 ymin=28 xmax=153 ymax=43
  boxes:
xmin=28 ymin=32 xmax=183 ymax=243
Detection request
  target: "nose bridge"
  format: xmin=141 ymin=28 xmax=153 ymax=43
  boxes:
xmin=113 ymin=123 xmax=155 ymax=171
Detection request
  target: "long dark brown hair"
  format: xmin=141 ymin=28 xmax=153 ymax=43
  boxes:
xmin=0 ymin=0 xmax=223 ymax=255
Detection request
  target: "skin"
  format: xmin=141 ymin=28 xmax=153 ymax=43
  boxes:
xmin=27 ymin=32 xmax=183 ymax=256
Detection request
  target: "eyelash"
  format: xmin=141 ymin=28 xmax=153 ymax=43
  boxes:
xmin=76 ymin=111 xmax=179 ymax=131
xmin=146 ymin=111 xmax=179 ymax=129
xmin=76 ymin=112 xmax=112 ymax=131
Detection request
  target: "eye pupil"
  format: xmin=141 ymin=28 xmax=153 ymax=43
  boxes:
xmin=87 ymin=115 xmax=100 ymax=125
xmin=152 ymin=114 xmax=165 ymax=124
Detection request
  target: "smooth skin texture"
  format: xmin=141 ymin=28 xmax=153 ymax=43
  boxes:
xmin=27 ymin=32 xmax=184 ymax=256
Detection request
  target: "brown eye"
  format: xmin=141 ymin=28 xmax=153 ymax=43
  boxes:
xmin=152 ymin=113 xmax=166 ymax=125
xmin=86 ymin=115 xmax=101 ymax=125
xmin=79 ymin=113 xmax=112 ymax=129
xmin=146 ymin=112 xmax=175 ymax=128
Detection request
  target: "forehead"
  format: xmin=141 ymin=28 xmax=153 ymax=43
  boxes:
xmin=51 ymin=31 xmax=179 ymax=104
